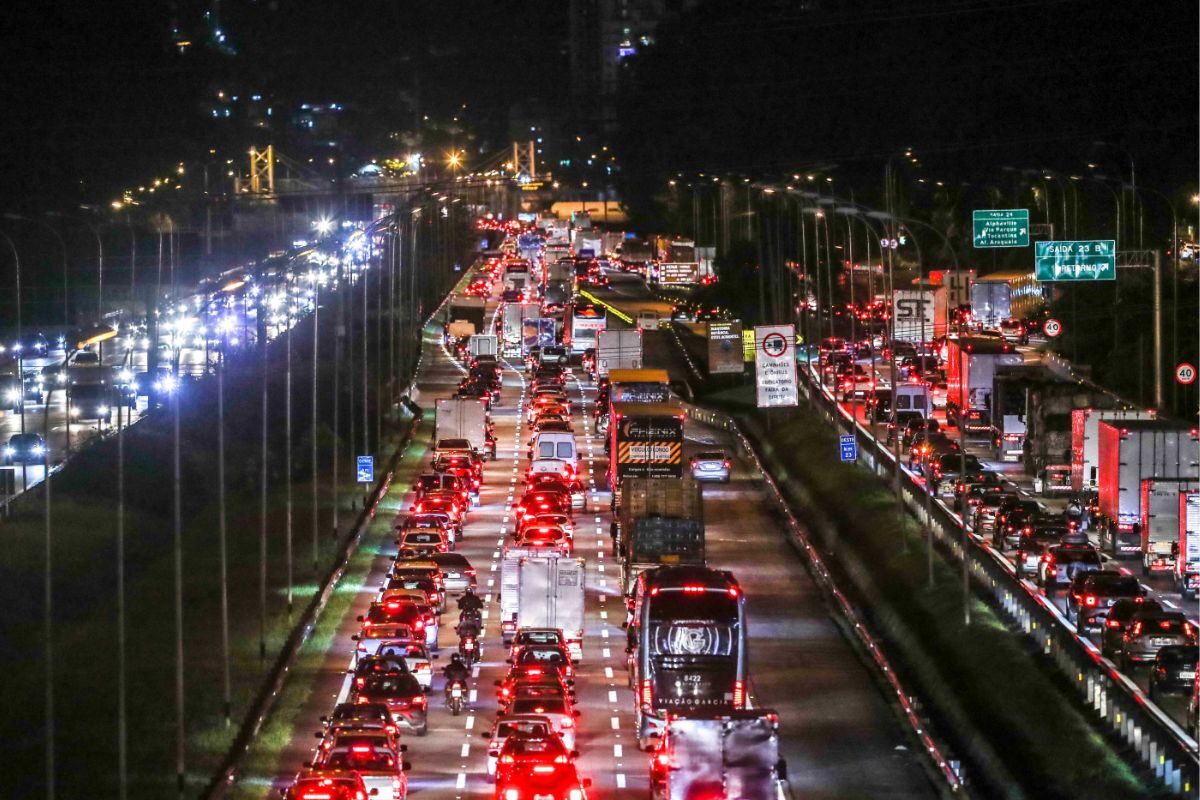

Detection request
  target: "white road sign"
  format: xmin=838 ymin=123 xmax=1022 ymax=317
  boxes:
xmin=754 ymin=324 xmax=799 ymax=408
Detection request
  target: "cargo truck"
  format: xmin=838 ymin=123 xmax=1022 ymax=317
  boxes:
xmin=1096 ymin=420 xmax=1200 ymax=559
xmin=499 ymin=546 xmax=541 ymax=645
xmin=607 ymin=369 xmax=671 ymax=403
xmin=446 ymin=298 xmax=486 ymax=342
xmin=1069 ymin=407 xmax=1155 ymax=492
xmin=615 ymin=476 xmax=704 ymax=596
xmin=596 ymin=329 xmax=643 ymax=377
xmin=502 ymin=302 xmax=540 ymax=356
xmin=607 ymin=400 xmax=686 ymax=492
xmin=945 ymin=336 xmax=1022 ymax=434
xmin=1178 ymin=490 xmax=1199 ymax=599
xmin=1139 ymin=478 xmax=1199 ymax=576
xmin=516 ymin=555 xmax=586 ymax=661
xmin=649 ymin=711 xmax=789 ymax=800
xmin=467 ymin=334 xmax=497 ymax=359
xmin=435 ymin=397 xmax=491 ymax=460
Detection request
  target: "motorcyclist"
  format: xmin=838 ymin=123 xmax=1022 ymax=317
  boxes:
xmin=457 ymin=587 xmax=483 ymax=614
xmin=443 ymin=654 xmax=470 ymax=698
xmin=456 ymin=614 xmax=482 ymax=640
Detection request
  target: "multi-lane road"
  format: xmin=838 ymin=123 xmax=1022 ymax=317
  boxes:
xmin=245 ymin=274 xmax=939 ymax=798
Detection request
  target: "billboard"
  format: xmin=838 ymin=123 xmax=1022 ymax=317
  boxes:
xmin=659 ymin=262 xmax=700 ymax=285
xmin=706 ymin=321 xmax=744 ymax=375
xmin=893 ymin=290 xmax=937 ymax=342
xmin=522 ymin=318 xmax=556 ymax=355
xmin=753 ymin=324 xmax=799 ymax=408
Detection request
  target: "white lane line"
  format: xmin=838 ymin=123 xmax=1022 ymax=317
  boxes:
xmin=610 ymin=716 xmax=620 ymax=730
xmin=601 ymin=628 xmax=609 ymax=639
xmin=600 ymin=578 xmax=606 ymax=587
xmin=465 ymin=715 xmax=475 ymax=730
xmin=597 ymin=593 xmax=606 ymax=603
xmin=461 ymin=743 xmax=471 ymax=757
xmin=616 ymin=774 xmax=626 ymax=789
xmin=600 ymin=611 xmax=608 ymax=619
xmin=1162 ymin=599 xmax=1179 ymax=609
xmin=608 ymin=690 xmax=618 ymax=704
xmin=602 ymin=647 xmax=611 ymax=659
xmin=490 ymin=563 xmax=497 ymax=572
xmin=487 ymin=578 xmax=495 ymax=588
xmin=597 ymin=563 xmax=604 ymax=572
xmin=613 ymin=744 xmax=623 ymax=758
xmin=605 ymin=666 xmax=614 ymax=678
xmin=456 ymin=772 xmax=466 ymax=789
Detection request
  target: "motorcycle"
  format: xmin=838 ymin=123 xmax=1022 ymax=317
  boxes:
xmin=446 ymin=679 xmax=467 ymax=716
xmin=459 ymin=634 xmax=479 ymax=666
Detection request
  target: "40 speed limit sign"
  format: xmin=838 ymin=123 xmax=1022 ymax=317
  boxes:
xmin=1176 ymin=362 xmax=1197 ymax=386
xmin=1043 ymin=318 xmax=1063 ymax=338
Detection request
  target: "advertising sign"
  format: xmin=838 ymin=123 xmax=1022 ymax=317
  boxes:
xmin=754 ymin=324 xmax=799 ymax=408
xmin=522 ymin=317 xmax=556 ymax=355
xmin=706 ymin=320 xmax=744 ymax=375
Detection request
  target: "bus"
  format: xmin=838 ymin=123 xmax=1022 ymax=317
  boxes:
xmin=564 ymin=302 xmax=606 ymax=355
xmin=631 ymin=566 xmax=747 ymax=750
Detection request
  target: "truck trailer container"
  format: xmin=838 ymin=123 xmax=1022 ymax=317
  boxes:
xmin=649 ymin=712 xmax=788 ymax=800
xmin=435 ymin=397 xmax=490 ymax=460
xmin=516 ymin=555 xmax=586 ymax=660
xmin=1070 ymin=407 xmax=1155 ymax=492
xmin=615 ymin=476 xmax=704 ymax=595
xmin=596 ymin=329 xmax=643 ymax=377
xmin=945 ymin=336 xmax=1022 ymax=434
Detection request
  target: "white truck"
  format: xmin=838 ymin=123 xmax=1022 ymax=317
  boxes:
xmin=595 ymin=329 xmax=643 ymax=377
xmin=1069 ymin=408 xmax=1155 ymax=492
xmin=435 ymin=397 xmax=490 ymax=460
xmin=1140 ymin=478 xmax=1199 ymax=577
xmin=516 ymin=555 xmax=586 ymax=661
xmin=1178 ymin=489 xmax=1199 ymax=599
xmin=575 ymin=233 xmax=603 ymax=260
xmin=468 ymin=334 xmax=498 ymax=359
xmin=649 ymin=712 xmax=789 ymax=800
xmin=499 ymin=546 xmax=541 ymax=645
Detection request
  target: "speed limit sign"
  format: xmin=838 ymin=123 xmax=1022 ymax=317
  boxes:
xmin=1176 ymin=362 xmax=1197 ymax=385
xmin=1043 ymin=318 xmax=1063 ymax=338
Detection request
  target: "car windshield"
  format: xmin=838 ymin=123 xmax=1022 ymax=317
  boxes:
xmin=516 ymin=648 xmax=568 ymax=666
xmin=496 ymin=720 xmax=553 ymax=739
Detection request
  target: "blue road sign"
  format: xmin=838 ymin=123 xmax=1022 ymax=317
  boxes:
xmin=839 ymin=435 xmax=857 ymax=462
xmin=356 ymin=455 xmax=375 ymax=484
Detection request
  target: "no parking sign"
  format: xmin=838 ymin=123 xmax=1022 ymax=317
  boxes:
xmin=754 ymin=324 xmax=799 ymax=408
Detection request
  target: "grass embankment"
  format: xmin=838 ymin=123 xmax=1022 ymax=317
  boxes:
xmin=706 ymin=386 xmax=1165 ymax=800
xmin=0 ymin=299 xmax=419 ymax=799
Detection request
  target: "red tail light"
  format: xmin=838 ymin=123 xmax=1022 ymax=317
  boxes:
xmin=1159 ymin=620 xmax=1174 ymax=630
xmin=1105 ymin=618 xmax=1122 ymax=629
xmin=412 ymin=695 xmax=426 ymax=707
xmin=533 ymin=765 xmax=556 ymax=774
xmin=1083 ymin=595 xmax=1097 ymax=607
xmin=352 ymin=745 xmax=372 ymax=754
xmin=1130 ymin=622 xmax=1142 ymax=636
xmin=733 ymin=680 xmax=746 ymax=709
xmin=640 ymin=678 xmax=653 ymax=707
xmin=355 ymin=677 xmax=365 ymax=688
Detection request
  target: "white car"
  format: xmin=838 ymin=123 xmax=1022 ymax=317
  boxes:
xmin=376 ymin=641 xmax=434 ymax=691
xmin=482 ymin=714 xmax=556 ymax=779
xmin=503 ymin=696 xmax=579 ymax=751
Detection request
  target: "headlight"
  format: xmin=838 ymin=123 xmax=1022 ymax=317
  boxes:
xmin=97 ymin=406 xmax=110 ymax=416
xmin=69 ymin=407 xmax=80 ymax=417
xmin=3 ymin=447 xmax=13 ymax=457
xmin=31 ymin=445 xmax=45 ymax=456
xmin=5 ymin=389 xmax=19 ymax=402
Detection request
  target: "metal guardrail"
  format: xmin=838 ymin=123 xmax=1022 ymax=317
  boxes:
xmin=791 ymin=360 xmax=1200 ymax=796
xmin=679 ymin=400 xmax=966 ymax=794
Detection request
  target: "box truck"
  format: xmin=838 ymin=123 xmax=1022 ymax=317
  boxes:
xmin=596 ymin=329 xmax=643 ymax=377
xmin=1069 ymin=407 xmax=1155 ymax=492
xmin=615 ymin=476 xmax=704 ymax=596
xmin=516 ymin=555 xmax=586 ymax=661
xmin=1178 ymin=490 xmax=1199 ymax=598
xmin=649 ymin=712 xmax=788 ymax=800
xmin=435 ymin=397 xmax=490 ymax=460
xmin=1096 ymin=420 xmax=1199 ymax=559
xmin=945 ymin=336 xmax=1022 ymax=434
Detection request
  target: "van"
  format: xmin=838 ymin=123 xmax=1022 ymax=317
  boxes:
xmin=894 ymin=383 xmax=932 ymax=418
xmin=531 ymin=432 xmax=578 ymax=471
xmin=636 ymin=310 xmax=659 ymax=331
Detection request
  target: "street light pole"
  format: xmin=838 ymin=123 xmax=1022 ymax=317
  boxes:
xmin=311 ymin=270 xmax=320 ymax=572
xmin=285 ymin=270 xmax=294 ymax=617
xmin=217 ymin=324 xmax=231 ymax=725
xmin=116 ymin=345 xmax=129 ymax=799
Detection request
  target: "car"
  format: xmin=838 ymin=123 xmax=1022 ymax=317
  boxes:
xmin=1148 ymin=645 xmax=1199 ymax=700
xmin=375 ymin=642 xmax=434 ymax=691
xmin=838 ymin=365 xmax=874 ymax=401
xmin=412 ymin=491 xmax=465 ymax=530
xmin=397 ymin=528 xmax=451 ymax=554
xmin=537 ymin=346 xmax=570 ymax=367
xmin=314 ymin=725 xmax=403 ymax=763
xmin=930 ymin=452 xmax=982 ymax=492
xmin=509 ymin=628 xmax=567 ymax=658
xmin=412 ymin=472 xmax=465 ymax=504
xmin=1117 ymin=612 xmax=1194 ymax=669
xmin=360 ymin=600 xmax=437 ymax=651
xmin=516 ymin=490 xmax=572 ymax=521
xmin=973 ymin=491 xmax=1016 ymax=537
xmin=381 ymin=575 xmax=444 ymax=612
xmin=482 ymin=714 xmax=558 ymax=779
xmin=353 ymin=623 xmax=421 ymax=663
xmin=1037 ymin=542 xmax=1102 ymax=591
xmin=993 ymin=499 xmax=1042 ymax=548
xmin=1065 ymin=570 xmax=1145 ymax=631
xmin=689 ymin=450 xmax=731 ymax=483
xmin=4 ymin=432 xmax=46 ymax=465
xmin=516 ymin=524 xmax=573 ymax=556
xmin=900 ymin=416 xmax=940 ymax=450
xmin=1013 ymin=526 xmax=1065 ymax=577
xmin=351 ymin=670 xmax=428 ymax=735
xmin=494 ymin=732 xmax=575 ymax=787
xmin=320 ymin=702 xmax=399 ymax=737
xmin=317 ymin=743 xmax=410 ymax=800
xmin=500 ymin=697 xmax=580 ymax=752
xmin=1099 ymin=599 xmax=1163 ymax=658
xmin=429 ymin=552 xmax=477 ymax=593
xmin=283 ymin=769 xmax=371 ymax=800
xmin=998 ymin=318 xmax=1028 ymax=345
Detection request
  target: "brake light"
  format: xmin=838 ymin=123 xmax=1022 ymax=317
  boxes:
xmin=682 ymin=584 xmax=705 ymax=594
xmin=1130 ymin=622 xmax=1142 ymax=636
xmin=504 ymin=789 xmax=520 ymax=800
xmin=554 ymin=754 xmax=569 ymax=764
xmin=1159 ymin=620 xmax=1173 ymax=630
xmin=655 ymin=752 xmax=671 ymax=767
xmin=499 ymin=754 xmax=515 ymax=764
xmin=412 ymin=695 xmax=426 ymax=707
xmin=1105 ymin=619 xmax=1122 ymax=629
xmin=640 ymin=678 xmax=653 ymax=707
xmin=559 ymin=717 xmax=574 ymax=728
xmin=1083 ymin=595 xmax=1097 ymax=607
xmin=733 ymin=680 xmax=746 ymax=709
xmin=352 ymin=745 xmax=372 ymax=754
xmin=728 ymin=586 xmax=740 ymax=598
xmin=356 ymin=677 xmax=365 ymax=688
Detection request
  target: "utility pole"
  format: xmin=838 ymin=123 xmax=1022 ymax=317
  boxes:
xmin=217 ymin=327 xmax=231 ymax=725
xmin=311 ymin=273 xmax=320 ymax=571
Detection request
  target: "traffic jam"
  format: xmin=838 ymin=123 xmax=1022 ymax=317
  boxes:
xmin=804 ymin=288 xmax=1199 ymax=723
xmin=277 ymin=219 xmax=792 ymax=800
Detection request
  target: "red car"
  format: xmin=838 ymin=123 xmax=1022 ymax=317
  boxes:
xmin=496 ymin=761 xmax=590 ymax=800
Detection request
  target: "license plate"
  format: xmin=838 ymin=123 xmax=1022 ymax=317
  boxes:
xmin=451 ymin=686 xmax=463 ymax=698
xmin=1152 ymin=637 xmax=1175 ymax=647
xmin=1180 ymin=671 xmax=1196 ymax=680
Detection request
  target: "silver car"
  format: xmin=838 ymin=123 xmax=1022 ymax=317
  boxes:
xmin=430 ymin=552 xmax=477 ymax=593
xmin=690 ymin=450 xmax=731 ymax=483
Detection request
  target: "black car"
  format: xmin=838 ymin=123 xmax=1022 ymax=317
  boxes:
xmin=1065 ymin=570 xmax=1145 ymax=631
xmin=4 ymin=432 xmax=46 ymax=465
xmin=994 ymin=499 xmax=1042 ymax=548
xmin=1148 ymin=645 xmax=1199 ymax=700
xmin=885 ymin=411 xmax=924 ymax=447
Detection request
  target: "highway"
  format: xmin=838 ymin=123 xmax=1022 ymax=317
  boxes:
xmin=247 ymin=271 xmax=938 ymax=799
xmin=590 ymin=271 xmax=1199 ymax=733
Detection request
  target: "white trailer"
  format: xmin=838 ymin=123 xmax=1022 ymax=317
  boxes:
xmin=499 ymin=546 xmax=541 ymax=645
xmin=596 ymin=329 xmax=643 ymax=377
xmin=1140 ymin=478 xmax=1199 ymax=575
xmin=517 ymin=555 xmax=586 ymax=661
xmin=468 ymin=334 xmax=498 ymax=359
xmin=435 ymin=397 xmax=489 ymax=459
xmin=1069 ymin=408 xmax=1155 ymax=492
xmin=502 ymin=302 xmax=539 ymax=356
xmin=1178 ymin=490 xmax=1199 ymax=599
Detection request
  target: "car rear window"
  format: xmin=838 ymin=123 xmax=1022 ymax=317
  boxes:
xmin=510 ymin=698 xmax=568 ymax=715
xmin=695 ymin=452 xmax=726 ymax=461
xmin=1085 ymin=573 xmax=1141 ymax=595
xmin=496 ymin=720 xmax=553 ymax=739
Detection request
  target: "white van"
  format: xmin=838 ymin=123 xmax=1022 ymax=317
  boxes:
xmin=894 ymin=383 xmax=933 ymax=418
xmin=531 ymin=432 xmax=578 ymax=471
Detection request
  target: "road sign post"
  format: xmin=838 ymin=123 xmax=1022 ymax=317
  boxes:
xmin=754 ymin=324 xmax=799 ymax=408
xmin=972 ymin=209 xmax=1030 ymax=248
xmin=356 ymin=455 xmax=374 ymax=484
xmin=839 ymin=435 xmax=857 ymax=462
xmin=1034 ymin=240 xmax=1116 ymax=281
xmin=1176 ymin=363 xmax=1197 ymax=386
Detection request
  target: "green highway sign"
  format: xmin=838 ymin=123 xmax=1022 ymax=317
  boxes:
xmin=972 ymin=209 xmax=1029 ymax=248
xmin=1034 ymin=240 xmax=1116 ymax=281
